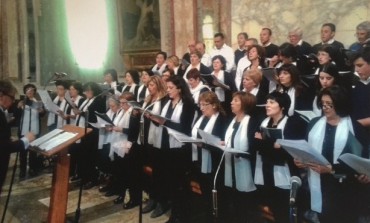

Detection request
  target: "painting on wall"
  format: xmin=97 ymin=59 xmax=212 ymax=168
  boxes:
xmin=117 ymin=0 xmax=161 ymax=53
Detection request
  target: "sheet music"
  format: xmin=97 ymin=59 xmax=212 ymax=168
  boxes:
xmin=94 ymin=111 xmax=115 ymax=126
xmin=38 ymin=131 xmax=78 ymax=151
xmin=262 ymin=68 xmax=278 ymax=83
xmin=339 ymin=153 xmax=370 ymax=177
xmin=89 ymin=116 xmax=113 ymax=128
xmin=197 ymin=129 xmax=249 ymax=154
xmin=164 ymin=126 xmax=203 ymax=143
xmin=37 ymin=90 xmax=61 ymax=115
xmin=295 ymin=110 xmax=319 ymax=122
xmin=30 ymin=129 xmax=64 ymax=147
xmin=277 ymin=139 xmax=330 ymax=166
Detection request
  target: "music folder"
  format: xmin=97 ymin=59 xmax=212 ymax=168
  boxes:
xmin=262 ymin=68 xmax=278 ymax=84
xmin=276 ymin=139 xmax=330 ymax=166
xmin=338 ymin=153 xmax=370 ymax=177
xmin=201 ymin=74 xmax=230 ymax=90
xmin=37 ymin=89 xmax=61 ymax=115
xmin=295 ymin=110 xmax=319 ymax=122
xmin=261 ymin=127 xmax=282 ymax=140
xmin=30 ymin=128 xmax=78 ymax=152
xmin=94 ymin=111 xmax=115 ymax=126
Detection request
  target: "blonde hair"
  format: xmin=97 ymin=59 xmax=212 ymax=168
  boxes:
xmin=145 ymin=75 xmax=167 ymax=103
xmin=243 ymin=69 xmax=262 ymax=85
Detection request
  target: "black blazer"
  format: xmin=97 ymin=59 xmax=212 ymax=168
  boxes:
xmin=0 ymin=109 xmax=25 ymax=194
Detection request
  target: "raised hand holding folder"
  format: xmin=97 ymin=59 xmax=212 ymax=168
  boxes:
xmin=277 ymin=139 xmax=330 ymax=166
xmin=338 ymin=153 xmax=370 ymax=177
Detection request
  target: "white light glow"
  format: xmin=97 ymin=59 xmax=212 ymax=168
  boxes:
xmin=65 ymin=0 xmax=108 ymax=69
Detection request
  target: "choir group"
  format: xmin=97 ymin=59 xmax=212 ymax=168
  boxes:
xmin=7 ymin=21 xmax=370 ymax=223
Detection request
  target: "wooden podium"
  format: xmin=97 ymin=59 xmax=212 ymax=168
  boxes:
xmin=31 ymin=125 xmax=91 ymax=223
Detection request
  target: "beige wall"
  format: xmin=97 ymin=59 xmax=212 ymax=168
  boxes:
xmin=231 ymin=0 xmax=370 ymax=49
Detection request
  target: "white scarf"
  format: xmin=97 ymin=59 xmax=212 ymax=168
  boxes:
xmin=75 ymin=97 xmax=95 ymax=128
xmin=312 ymin=96 xmax=321 ymax=117
xmin=190 ymin=82 xmax=209 ymax=105
xmin=307 ymin=116 xmax=353 ymax=213
xmin=68 ymin=95 xmax=83 ymax=125
xmin=145 ymin=99 xmax=162 ymax=145
xmin=254 ymin=116 xmax=291 ymax=189
xmin=191 ymin=113 xmax=219 ymax=173
xmin=110 ymin=107 xmax=133 ymax=158
xmin=224 ymin=115 xmax=256 ymax=192
xmin=213 ymin=71 xmax=225 ymax=102
xmin=99 ymin=108 xmax=123 ymax=148
xmin=154 ymin=100 xmax=184 ymax=149
xmin=285 ymin=87 xmax=296 ymax=116
xmin=137 ymin=85 xmax=149 ymax=102
xmin=47 ymin=96 xmax=67 ymax=128
xmin=121 ymin=83 xmax=137 ymax=94
xmin=21 ymin=98 xmax=40 ymax=135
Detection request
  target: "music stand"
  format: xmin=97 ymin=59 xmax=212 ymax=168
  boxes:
xmin=30 ymin=125 xmax=92 ymax=223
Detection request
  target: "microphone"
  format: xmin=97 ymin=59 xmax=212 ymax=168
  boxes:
xmin=289 ymin=176 xmax=302 ymax=206
xmin=84 ymin=110 xmax=89 ymax=129
xmin=212 ymin=132 xmax=233 ymax=218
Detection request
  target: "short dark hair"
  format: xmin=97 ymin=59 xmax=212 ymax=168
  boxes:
xmin=103 ymin=69 xmax=118 ymax=82
xmin=162 ymin=68 xmax=175 ymax=77
xmin=55 ymin=80 xmax=70 ymax=89
xmin=156 ymin=51 xmax=167 ymax=60
xmin=214 ymin=32 xmax=225 ymax=39
xmin=186 ymin=68 xmax=201 ymax=80
xmin=351 ymin=47 xmax=370 ymax=64
xmin=23 ymin=83 xmax=37 ymax=94
xmin=262 ymin=28 xmax=272 ymax=36
xmin=266 ymin=91 xmax=291 ymax=116
xmin=279 ymin=42 xmax=298 ymax=61
xmin=70 ymin=81 xmax=84 ymax=96
xmin=238 ymin=32 xmax=249 ymax=39
xmin=322 ymin=23 xmax=336 ymax=32
xmin=212 ymin=55 xmax=227 ymax=71
xmin=83 ymin=82 xmax=102 ymax=97
xmin=126 ymin=69 xmax=140 ymax=84
xmin=318 ymin=85 xmax=350 ymax=117
xmin=232 ymin=91 xmax=256 ymax=115
xmin=0 ymin=80 xmax=17 ymax=97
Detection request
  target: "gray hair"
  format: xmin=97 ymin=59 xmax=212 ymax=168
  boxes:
xmin=356 ymin=21 xmax=370 ymax=38
xmin=289 ymin=27 xmax=303 ymax=38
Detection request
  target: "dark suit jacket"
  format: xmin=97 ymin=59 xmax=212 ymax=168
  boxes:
xmin=0 ymin=109 xmax=25 ymax=194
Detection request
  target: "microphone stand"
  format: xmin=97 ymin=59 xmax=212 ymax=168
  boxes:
xmin=74 ymin=110 xmax=89 ymax=223
xmin=212 ymin=134 xmax=232 ymax=223
xmin=289 ymin=203 xmax=298 ymax=223
xmin=136 ymin=101 xmax=155 ymax=223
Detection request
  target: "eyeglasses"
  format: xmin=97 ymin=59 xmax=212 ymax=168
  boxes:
xmin=320 ymin=103 xmax=333 ymax=110
xmin=199 ymin=103 xmax=210 ymax=107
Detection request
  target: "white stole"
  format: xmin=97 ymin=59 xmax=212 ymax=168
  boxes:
xmin=110 ymin=107 xmax=132 ymax=158
xmin=213 ymin=71 xmax=225 ymax=102
xmin=286 ymin=87 xmax=296 ymax=116
xmin=254 ymin=116 xmax=291 ymax=189
xmin=307 ymin=116 xmax=353 ymax=213
xmin=154 ymin=100 xmax=184 ymax=149
xmin=121 ymin=83 xmax=137 ymax=94
xmin=191 ymin=113 xmax=219 ymax=173
xmin=47 ymin=96 xmax=67 ymax=128
xmin=69 ymin=95 xmax=83 ymax=125
xmin=145 ymin=100 xmax=162 ymax=145
xmin=190 ymin=82 xmax=209 ymax=105
xmin=312 ymin=96 xmax=321 ymax=117
xmin=21 ymin=98 xmax=40 ymax=135
xmin=224 ymin=115 xmax=256 ymax=192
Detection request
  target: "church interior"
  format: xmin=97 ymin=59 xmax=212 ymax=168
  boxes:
xmin=0 ymin=0 xmax=370 ymax=222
